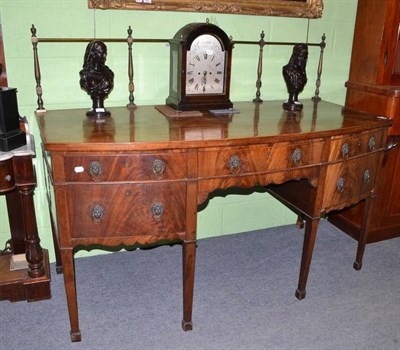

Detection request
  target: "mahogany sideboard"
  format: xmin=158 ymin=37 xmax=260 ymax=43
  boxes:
xmin=36 ymin=100 xmax=391 ymax=342
xmin=0 ymin=135 xmax=51 ymax=302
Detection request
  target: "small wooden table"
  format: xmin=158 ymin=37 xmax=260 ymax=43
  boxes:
xmin=0 ymin=134 xmax=51 ymax=302
xmin=37 ymin=101 xmax=391 ymax=342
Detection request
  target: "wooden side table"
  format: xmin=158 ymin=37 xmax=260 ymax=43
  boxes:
xmin=0 ymin=134 xmax=51 ymax=302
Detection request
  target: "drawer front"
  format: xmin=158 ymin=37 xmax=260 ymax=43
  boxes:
xmin=66 ymin=182 xmax=186 ymax=238
xmin=322 ymin=153 xmax=379 ymax=210
xmin=328 ymin=129 xmax=384 ymax=161
xmin=0 ymin=157 xmax=15 ymax=192
xmin=198 ymin=140 xmax=324 ymax=177
xmin=63 ymin=152 xmax=187 ymax=182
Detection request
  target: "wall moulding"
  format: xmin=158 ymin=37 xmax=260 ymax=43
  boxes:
xmin=88 ymin=0 xmax=324 ymax=18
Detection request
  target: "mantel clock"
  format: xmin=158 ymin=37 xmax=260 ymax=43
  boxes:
xmin=166 ymin=21 xmax=233 ymax=111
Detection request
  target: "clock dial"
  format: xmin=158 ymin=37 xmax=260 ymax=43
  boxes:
xmin=185 ymin=34 xmax=226 ymax=95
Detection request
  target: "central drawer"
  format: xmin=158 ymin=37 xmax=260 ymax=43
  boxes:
xmin=198 ymin=139 xmax=324 ymax=178
xmin=63 ymin=152 xmax=187 ymax=182
xmin=64 ymin=182 xmax=186 ymax=238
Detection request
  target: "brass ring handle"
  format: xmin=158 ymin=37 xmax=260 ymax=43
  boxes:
xmin=91 ymin=204 xmax=105 ymax=223
xmin=153 ymin=159 xmax=166 ymax=179
xmin=89 ymin=160 xmax=103 ymax=180
xmin=291 ymin=148 xmax=302 ymax=166
xmin=151 ymin=202 xmax=165 ymax=221
xmin=228 ymin=155 xmax=241 ymax=174
xmin=363 ymin=169 xmax=371 ymax=184
xmin=336 ymin=177 xmax=345 ymax=193
xmin=341 ymin=143 xmax=349 ymax=158
xmin=368 ymin=136 xmax=376 ymax=151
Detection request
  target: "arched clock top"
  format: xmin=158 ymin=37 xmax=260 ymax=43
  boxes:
xmin=170 ymin=22 xmax=232 ymax=52
xmin=166 ymin=21 xmax=233 ymax=111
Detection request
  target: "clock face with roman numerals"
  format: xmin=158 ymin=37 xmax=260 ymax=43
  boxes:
xmin=166 ymin=22 xmax=233 ymax=111
xmin=185 ymin=34 xmax=226 ymax=95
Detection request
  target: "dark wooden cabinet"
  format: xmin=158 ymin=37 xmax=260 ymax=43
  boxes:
xmin=0 ymin=137 xmax=51 ymax=302
xmin=346 ymin=0 xmax=400 ymax=87
xmin=0 ymin=26 xmax=51 ymax=302
xmin=328 ymin=0 xmax=400 ymax=243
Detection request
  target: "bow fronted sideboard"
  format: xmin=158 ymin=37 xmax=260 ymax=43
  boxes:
xmin=37 ymin=100 xmax=391 ymax=342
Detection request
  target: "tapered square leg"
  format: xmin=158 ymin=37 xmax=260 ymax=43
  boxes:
xmin=296 ymin=218 xmax=320 ymax=300
xmin=60 ymin=248 xmax=81 ymax=342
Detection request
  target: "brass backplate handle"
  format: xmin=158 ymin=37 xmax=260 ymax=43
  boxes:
xmin=153 ymin=159 xmax=166 ymax=180
xmin=228 ymin=155 xmax=241 ymax=174
xmin=89 ymin=160 xmax=103 ymax=180
xmin=336 ymin=176 xmax=344 ymax=193
xmin=151 ymin=202 xmax=165 ymax=221
xmin=91 ymin=204 xmax=105 ymax=223
xmin=291 ymin=148 xmax=302 ymax=166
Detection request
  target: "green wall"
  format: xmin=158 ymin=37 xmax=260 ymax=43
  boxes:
xmin=0 ymin=0 xmax=358 ymax=261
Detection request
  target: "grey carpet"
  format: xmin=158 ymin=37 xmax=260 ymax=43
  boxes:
xmin=1 ymin=220 xmax=399 ymax=350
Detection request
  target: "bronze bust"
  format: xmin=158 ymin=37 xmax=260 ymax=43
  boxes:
xmin=282 ymin=44 xmax=308 ymax=111
xmin=79 ymin=40 xmax=114 ymax=120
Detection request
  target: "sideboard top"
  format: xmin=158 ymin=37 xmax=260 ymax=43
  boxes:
xmin=37 ymin=101 xmax=392 ymax=152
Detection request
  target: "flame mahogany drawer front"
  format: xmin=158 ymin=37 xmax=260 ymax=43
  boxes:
xmin=63 ymin=152 xmax=187 ymax=182
xmin=322 ymin=152 xmax=379 ymax=210
xmin=63 ymin=182 xmax=187 ymax=238
xmin=198 ymin=139 xmax=324 ymax=178
xmin=328 ymin=129 xmax=384 ymax=161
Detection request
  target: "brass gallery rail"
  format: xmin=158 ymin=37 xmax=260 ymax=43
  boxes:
xmin=30 ymin=24 xmax=325 ymax=111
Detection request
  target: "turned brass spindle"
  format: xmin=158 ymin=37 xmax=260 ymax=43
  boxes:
xmin=253 ymin=30 xmax=266 ymax=103
xmin=127 ymin=26 xmax=136 ymax=108
xmin=31 ymin=25 xmax=45 ymax=112
xmin=253 ymin=101 xmax=260 ymax=136
xmin=312 ymin=33 xmax=326 ymax=102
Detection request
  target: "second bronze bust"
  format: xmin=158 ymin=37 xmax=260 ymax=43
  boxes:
xmin=282 ymin=44 xmax=308 ymax=112
xmin=79 ymin=41 xmax=114 ymax=121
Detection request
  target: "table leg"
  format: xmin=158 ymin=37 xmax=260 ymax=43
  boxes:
xmin=182 ymin=240 xmax=196 ymax=331
xmin=49 ymin=208 xmax=63 ymax=274
xmin=60 ymin=248 xmax=81 ymax=342
xmin=6 ymin=190 xmax=25 ymax=254
xmin=19 ymin=185 xmax=45 ymax=278
xmin=353 ymin=197 xmax=373 ymax=271
xmin=295 ymin=218 xmax=320 ymax=300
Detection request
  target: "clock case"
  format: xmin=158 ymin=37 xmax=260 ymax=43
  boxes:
xmin=166 ymin=22 xmax=233 ymax=111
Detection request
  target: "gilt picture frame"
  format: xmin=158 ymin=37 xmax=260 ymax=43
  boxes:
xmin=88 ymin=0 xmax=323 ymax=18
